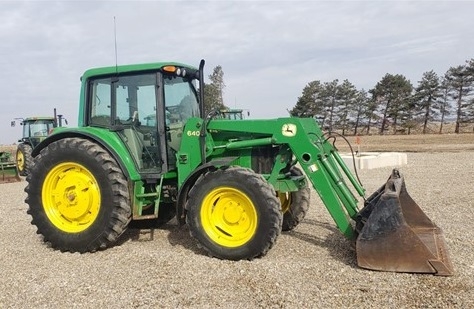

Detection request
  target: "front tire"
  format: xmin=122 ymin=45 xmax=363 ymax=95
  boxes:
xmin=279 ymin=167 xmax=310 ymax=231
xmin=25 ymin=137 xmax=131 ymax=253
xmin=186 ymin=167 xmax=282 ymax=260
xmin=16 ymin=143 xmax=33 ymax=176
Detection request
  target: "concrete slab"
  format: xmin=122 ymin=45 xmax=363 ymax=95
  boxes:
xmin=340 ymin=152 xmax=407 ymax=170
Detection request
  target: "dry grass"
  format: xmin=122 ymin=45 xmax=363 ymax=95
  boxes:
xmin=335 ymin=133 xmax=474 ymax=152
xmin=334 ymin=133 xmax=474 ymax=153
xmin=332 ymin=121 xmax=474 ymax=152
xmin=0 ymin=145 xmax=16 ymax=155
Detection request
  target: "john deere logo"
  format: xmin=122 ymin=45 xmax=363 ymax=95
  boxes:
xmin=282 ymin=124 xmax=297 ymax=137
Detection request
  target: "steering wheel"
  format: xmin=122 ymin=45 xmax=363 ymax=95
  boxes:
xmin=124 ymin=111 xmax=140 ymax=127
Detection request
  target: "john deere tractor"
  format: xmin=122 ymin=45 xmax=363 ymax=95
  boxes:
xmin=25 ymin=60 xmax=453 ymax=275
xmin=219 ymin=108 xmax=247 ymax=120
xmin=12 ymin=111 xmax=66 ymax=176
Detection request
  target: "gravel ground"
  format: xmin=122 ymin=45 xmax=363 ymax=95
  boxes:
xmin=1 ymin=152 xmax=473 ymax=308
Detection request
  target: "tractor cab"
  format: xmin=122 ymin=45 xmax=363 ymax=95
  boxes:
xmin=86 ymin=64 xmax=201 ymax=175
xmin=19 ymin=117 xmax=56 ymax=148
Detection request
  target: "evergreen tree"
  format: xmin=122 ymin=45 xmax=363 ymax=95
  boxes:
xmin=321 ymin=80 xmax=339 ymax=131
xmin=351 ymin=89 xmax=369 ymax=135
xmin=203 ymin=65 xmax=227 ymax=115
xmin=400 ymin=94 xmax=418 ymax=135
xmin=335 ymin=79 xmax=358 ymax=135
xmin=365 ymin=91 xmax=379 ymax=134
xmin=466 ymin=59 xmax=474 ymax=131
xmin=445 ymin=64 xmax=474 ymax=133
xmin=438 ymin=77 xmax=452 ymax=134
xmin=371 ymin=74 xmax=413 ymax=134
xmin=467 ymin=58 xmax=474 ymax=76
xmin=290 ymin=80 xmax=324 ymax=118
xmin=414 ymin=70 xmax=442 ymax=134
xmin=209 ymin=65 xmax=225 ymax=106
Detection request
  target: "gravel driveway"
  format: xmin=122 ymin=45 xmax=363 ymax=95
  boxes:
xmin=1 ymin=152 xmax=473 ymax=308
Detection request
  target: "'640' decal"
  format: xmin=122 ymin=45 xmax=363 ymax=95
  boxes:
xmin=186 ymin=130 xmax=201 ymax=136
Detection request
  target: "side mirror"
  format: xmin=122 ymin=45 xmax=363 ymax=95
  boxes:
xmin=11 ymin=121 xmax=15 ymax=127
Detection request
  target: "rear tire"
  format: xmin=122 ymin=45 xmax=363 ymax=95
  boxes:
xmin=25 ymin=137 xmax=131 ymax=253
xmin=279 ymin=167 xmax=310 ymax=231
xmin=186 ymin=167 xmax=282 ymax=260
xmin=16 ymin=143 xmax=33 ymax=176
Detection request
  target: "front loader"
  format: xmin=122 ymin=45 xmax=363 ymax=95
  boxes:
xmin=25 ymin=60 xmax=453 ymax=275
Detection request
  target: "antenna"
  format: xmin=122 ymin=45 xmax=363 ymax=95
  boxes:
xmin=114 ymin=16 xmax=118 ymax=74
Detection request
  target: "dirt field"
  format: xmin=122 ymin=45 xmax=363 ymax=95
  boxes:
xmin=333 ymin=133 xmax=474 ymax=153
xmin=1 ymin=134 xmax=473 ymax=308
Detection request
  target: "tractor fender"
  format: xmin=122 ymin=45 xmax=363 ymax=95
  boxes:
xmin=31 ymin=131 xmax=133 ymax=179
xmin=176 ymin=156 xmax=239 ymax=225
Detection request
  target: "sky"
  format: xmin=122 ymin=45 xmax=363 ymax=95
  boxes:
xmin=1 ymin=0 xmax=473 ymax=144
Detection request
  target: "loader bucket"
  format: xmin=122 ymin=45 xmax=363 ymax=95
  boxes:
xmin=0 ymin=152 xmax=21 ymax=183
xmin=355 ymin=169 xmax=453 ymax=276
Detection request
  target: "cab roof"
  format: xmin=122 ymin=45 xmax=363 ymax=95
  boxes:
xmin=81 ymin=61 xmax=197 ymax=81
xmin=23 ymin=117 xmax=55 ymax=122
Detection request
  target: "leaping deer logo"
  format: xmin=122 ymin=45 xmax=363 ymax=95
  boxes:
xmin=282 ymin=124 xmax=297 ymax=137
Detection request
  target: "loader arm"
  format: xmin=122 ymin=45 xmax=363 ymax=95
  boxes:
xmin=205 ymin=117 xmax=365 ymax=239
xmin=271 ymin=119 xmax=364 ymax=239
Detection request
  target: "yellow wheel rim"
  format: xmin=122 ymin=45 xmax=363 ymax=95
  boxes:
xmin=16 ymin=150 xmax=25 ymax=172
xmin=201 ymin=187 xmax=257 ymax=248
xmin=278 ymin=192 xmax=291 ymax=213
xmin=42 ymin=162 xmax=101 ymax=233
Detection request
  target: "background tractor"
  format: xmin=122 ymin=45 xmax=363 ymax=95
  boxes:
xmin=218 ymin=108 xmax=248 ymax=120
xmin=25 ymin=60 xmax=453 ymax=275
xmin=11 ymin=109 xmax=66 ymax=176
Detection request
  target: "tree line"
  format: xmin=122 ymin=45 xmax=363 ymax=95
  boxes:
xmin=204 ymin=58 xmax=474 ymax=134
xmin=290 ymin=58 xmax=474 ymax=134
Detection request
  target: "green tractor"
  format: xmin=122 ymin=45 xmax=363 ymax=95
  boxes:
xmin=218 ymin=108 xmax=248 ymax=120
xmin=12 ymin=111 xmax=66 ymax=176
xmin=25 ymin=60 xmax=453 ymax=275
